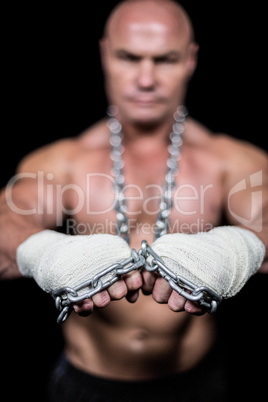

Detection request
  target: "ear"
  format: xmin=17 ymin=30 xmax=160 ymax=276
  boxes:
xmin=99 ymin=37 xmax=108 ymax=71
xmin=186 ymin=42 xmax=199 ymax=78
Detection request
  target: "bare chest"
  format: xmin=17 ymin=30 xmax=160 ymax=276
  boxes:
xmin=65 ymin=148 xmax=224 ymax=247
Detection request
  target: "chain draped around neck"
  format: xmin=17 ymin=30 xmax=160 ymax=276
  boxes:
xmin=53 ymin=106 xmax=221 ymax=323
xmin=107 ymin=106 xmax=188 ymax=244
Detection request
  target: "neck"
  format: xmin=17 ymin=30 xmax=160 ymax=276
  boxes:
xmin=122 ymin=123 xmax=171 ymax=156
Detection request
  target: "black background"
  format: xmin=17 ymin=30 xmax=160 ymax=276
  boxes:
xmin=1 ymin=1 xmax=267 ymax=401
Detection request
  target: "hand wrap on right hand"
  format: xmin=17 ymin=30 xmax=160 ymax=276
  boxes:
xmin=16 ymin=230 xmax=132 ymax=293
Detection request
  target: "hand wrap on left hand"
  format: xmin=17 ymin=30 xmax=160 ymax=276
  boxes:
xmin=150 ymin=226 xmax=265 ymax=298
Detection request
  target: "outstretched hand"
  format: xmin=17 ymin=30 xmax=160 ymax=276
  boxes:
xmin=72 ymin=270 xmax=143 ymax=316
xmin=142 ymin=270 xmax=205 ymax=315
xmin=72 ymin=268 xmax=204 ymax=317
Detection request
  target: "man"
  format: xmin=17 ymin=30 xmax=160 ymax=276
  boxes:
xmin=0 ymin=0 xmax=267 ymax=401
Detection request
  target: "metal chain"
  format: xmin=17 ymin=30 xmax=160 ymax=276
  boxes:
xmin=52 ymin=249 xmax=145 ymax=323
xmin=51 ymin=106 xmax=222 ymax=324
xmin=107 ymin=105 xmax=188 ymax=242
xmin=107 ymin=111 xmax=130 ymax=243
xmin=52 ymin=241 xmax=221 ymax=324
xmin=139 ymin=241 xmax=221 ymax=314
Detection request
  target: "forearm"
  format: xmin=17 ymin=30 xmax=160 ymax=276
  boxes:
xmin=225 ymin=163 xmax=268 ymax=273
xmin=0 ymin=169 xmax=68 ymax=279
xmin=0 ymin=194 xmax=44 ymax=279
xmin=235 ymin=190 xmax=268 ymax=273
xmin=244 ymin=212 xmax=268 ymax=273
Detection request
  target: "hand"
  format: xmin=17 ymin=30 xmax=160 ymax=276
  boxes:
xmin=141 ymin=226 xmax=265 ymax=315
xmin=17 ymin=231 xmax=144 ymax=318
xmin=73 ymin=270 xmax=143 ymax=316
xmin=142 ymin=270 xmax=205 ymax=315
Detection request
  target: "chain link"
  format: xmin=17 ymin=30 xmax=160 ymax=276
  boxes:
xmin=52 ymin=106 xmax=221 ymax=324
xmin=107 ymin=105 xmax=188 ymax=242
xmin=139 ymin=241 xmax=221 ymax=314
xmin=52 ymin=241 xmax=221 ymax=324
xmin=154 ymin=106 xmax=187 ymax=239
xmin=52 ymin=249 xmax=145 ymax=324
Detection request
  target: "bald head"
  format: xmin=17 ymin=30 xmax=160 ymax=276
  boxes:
xmin=103 ymin=0 xmax=195 ymax=44
xmin=100 ymin=0 xmax=199 ymax=127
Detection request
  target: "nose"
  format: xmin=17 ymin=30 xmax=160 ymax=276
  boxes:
xmin=137 ymin=60 xmax=155 ymax=89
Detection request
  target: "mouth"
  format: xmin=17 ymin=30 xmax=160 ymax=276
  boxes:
xmin=129 ymin=97 xmax=161 ymax=106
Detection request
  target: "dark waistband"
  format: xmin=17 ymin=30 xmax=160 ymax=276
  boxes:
xmin=53 ymin=339 xmax=227 ymax=395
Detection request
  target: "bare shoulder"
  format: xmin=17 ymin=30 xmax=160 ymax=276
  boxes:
xmin=16 ymin=138 xmax=78 ymax=182
xmin=18 ymin=137 xmax=77 ymax=170
xmin=186 ymin=117 xmax=267 ymax=174
xmin=17 ymin=119 xmax=108 ymax=179
xmin=78 ymin=118 xmax=109 ymax=151
xmin=211 ymin=132 xmax=268 ymax=176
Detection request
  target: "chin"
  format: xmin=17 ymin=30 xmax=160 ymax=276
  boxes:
xmin=126 ymin=104 xmax=166 ymax=124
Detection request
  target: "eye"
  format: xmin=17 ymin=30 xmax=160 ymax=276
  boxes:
xmin=116 ymin=51 xmax=140 ymax=62
xmin=154 ymin=53 xmax=181 ymax=64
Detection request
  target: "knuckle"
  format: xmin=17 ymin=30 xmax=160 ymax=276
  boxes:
xmin=168 ymin=292 xmax=186 ymax=311
xmin=73 ymin=299 xmax=94 ymax=315
xmin=124 ymin=271 xmax=143 ymax=290
xmin=108 ymin=280 xmax=127 ymax=299
xmin=184 ymin=301 xmax=204 ymax=315
xmin=92 ymin=290 xmax=111 ymax=308
xmin=152 ymin=292 xmax=167 ymax=303
xmin=152 ymin=279 xmax=171 ymax=303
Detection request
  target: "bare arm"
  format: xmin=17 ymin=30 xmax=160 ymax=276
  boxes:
xmin=221 ymin=136 xmax=268 ymax=272
xmin=142 ymin=134 xmax=268 ymax=314
xmin=0 ymin=139 xmax=75 ymax=279
xmin=0 ymin=137 xmax=140 ymax=314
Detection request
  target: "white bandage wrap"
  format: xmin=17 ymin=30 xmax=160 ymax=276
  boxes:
xmin=16 ymin=230 xmax=132 ymax=293
xmin=151 ymin=226 xmax=265 ymax=298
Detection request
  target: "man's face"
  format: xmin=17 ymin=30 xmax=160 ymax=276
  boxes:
xmin=100 ymin=13 xmax=198 ymax=126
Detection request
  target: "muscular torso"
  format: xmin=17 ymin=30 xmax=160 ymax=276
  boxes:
xmin=54 ymin=117 xmax=225 ymax=379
